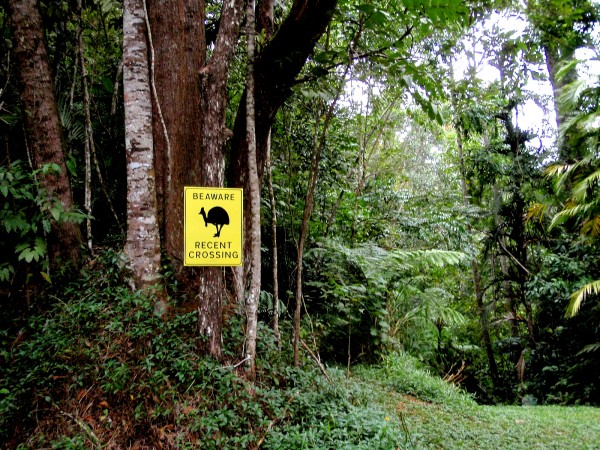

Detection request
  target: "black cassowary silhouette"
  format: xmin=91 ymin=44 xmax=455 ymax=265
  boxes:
xmin=200 ymin=207 xmax=229 ymax=238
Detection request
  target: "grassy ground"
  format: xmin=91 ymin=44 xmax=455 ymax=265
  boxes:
xmin=397 ymin=396 xmax=600 ymax=449
xmin=353 ymin=353 xmax=600 ymax=449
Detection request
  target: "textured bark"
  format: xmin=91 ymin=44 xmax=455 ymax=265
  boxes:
xmin=257 ymin=0 xmax=274 ymax=37
xmin=8 ymin=0 xmax=82 ymax=267
xmin=147 ymin=0 xmax=204 ymax=262
xmin=147 ymin=0 xmax=242 ymax=358
xmin=123 ymin=0 xmax=163 ymax=290
xmin=77 ymin=16 xmax=93 ymax=252
xmin=244 ymin=0 xmax=260 ymax=379
xmin=197 ymin=0 xmax=244 ymax=359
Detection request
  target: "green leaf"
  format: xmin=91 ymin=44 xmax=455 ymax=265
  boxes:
xmin=40 ymin=271 xmax=52 ymax=284
xmin=50 ymin=206 xmax=61 ymax=222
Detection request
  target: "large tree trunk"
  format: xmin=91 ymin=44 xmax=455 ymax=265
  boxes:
xmin=197 ymin=0 xmax=244 ymax=359
xmin=147 ymin=0 xmax=334 ymax=359
xmin=148 ymin=0 xmax=243 ymax=358
xmin=147 ymin=0 xmax=205 ymax=324
xmin=8 ymin=0 xmax=82 ymax=267
xmin=122 ymin=0 xmax=163 ymax=291
xmin=147 ymin=0 xmax=204 ymax=263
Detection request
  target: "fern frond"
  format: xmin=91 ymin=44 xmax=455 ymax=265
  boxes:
xmin=566 ymin=279 xmax=600 ymax=318
xmin=389 ymin=249 xmax=466 ymax=268
xmin=576 ymin=342 xmax=600 ymax=355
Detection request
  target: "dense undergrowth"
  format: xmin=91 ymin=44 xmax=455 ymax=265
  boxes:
xmin=2 ymin=249 xmax=599 ymax=449
xmin=0 ymin=250 xmax=409 ymax=448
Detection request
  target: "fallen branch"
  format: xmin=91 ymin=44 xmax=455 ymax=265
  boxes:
xmin=300 ymin=338 xmax=331 ymax=382
xmin=58 ymin=409 xmax=102 ymax=449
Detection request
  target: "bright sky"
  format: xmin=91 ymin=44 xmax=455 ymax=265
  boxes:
xmin=456 ymin=8 xmax=600 ymax=142
xmin=344 ymin=6 xmax=599 ymax=157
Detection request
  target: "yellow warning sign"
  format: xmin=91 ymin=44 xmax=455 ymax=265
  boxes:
xmin=184 ymin=187 xmax=243 ymax=266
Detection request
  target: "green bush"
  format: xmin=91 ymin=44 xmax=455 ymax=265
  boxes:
xmin=356 ymin=351 xmax=476 ymax=407
xmin=1 ymin=248 xmax=410 ymax=448
xmin=0 ymin=160 xmax=86 ymax=284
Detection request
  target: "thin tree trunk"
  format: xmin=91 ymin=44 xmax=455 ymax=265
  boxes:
xmin=228 ymin=0 xmax=338 ymax=296
xmin=350 ymin=142 xmax=366 ymax=243
xmin=111 ymin=58 xmax=123 ymax=116
xmin=293 ymin=62 xmax=351 ymax=365
xmin=81 ymin=11 xmax=93 ymax=253
xmin=294 ymin=106 xmax=323 ymax=366
xmin=77 ymin=4 xmax=122 ymax=244
xmin=123 ymin=0 xmax=163 ymax=292
xmin=266 ymin=133 xmax=281 ymax=347
xmin=244 ymin=0 xmax=260 ymax=379
xmin=449 ymin=59 xmax=498 ymax=383
xmin=8 ymin=0 xmax=82 ymax=268
xmin=257 ymin=0 xmax=279 ymax=348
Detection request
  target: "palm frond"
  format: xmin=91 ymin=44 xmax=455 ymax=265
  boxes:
xmin=549 ymin=203 xmax=591 ymax=230
xmin=566 ymin=279 xmax=600 ymax=318
xmin=558 ymin=78 xmax=589 ymax=113
xmin=546 ymin=158 xmax=594 ymax=193
xmin=571 ymin=168 xmax=600 ymax=203
xmin=581 ymin=216 xmax=600 ymax=237
xmin=526 ymin=202 xmax=548 ymax=224
xmin=555 ymin=59 xmax=581 ymax=85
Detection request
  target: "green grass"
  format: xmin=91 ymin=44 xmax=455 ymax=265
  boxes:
xmin=353 ymin=352 xmax=600 ymax=449
xmin=400 ymin=401 xmax=600 ymax=449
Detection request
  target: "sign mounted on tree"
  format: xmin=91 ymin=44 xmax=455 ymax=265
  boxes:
xmin=184 ymin=187 xmax=243 ymax=266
